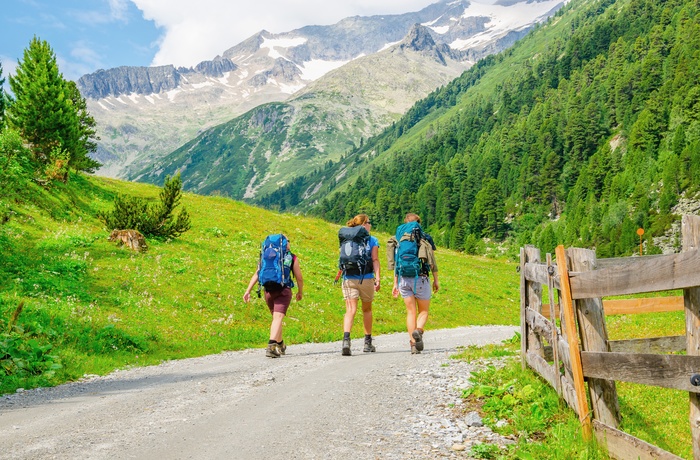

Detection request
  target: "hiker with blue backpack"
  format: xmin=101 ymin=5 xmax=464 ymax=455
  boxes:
xmin=387 ymin=213 xmax=439 ymax=354
xmin=243 ymin=233 xmax=304 ymax=358
xmin=337 ymin=214 xmax=381 ymax=356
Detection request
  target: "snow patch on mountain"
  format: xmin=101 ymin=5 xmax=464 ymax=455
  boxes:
xmin=299 ymin=59 xmax=350 ymax=81
xmin=450 ymin=0 xmax=563 ymax=49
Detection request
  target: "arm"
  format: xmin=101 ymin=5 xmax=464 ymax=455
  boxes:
xmin=292 ymin=257 xmax=304 ymax=301
xmin=392 ymin=275 xmax=399 ymax=298
xmin=243 ymin=270 xmax=259 ymax=303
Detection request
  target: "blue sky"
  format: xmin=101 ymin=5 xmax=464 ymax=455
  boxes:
xmin=1 ymin=0 xmax=438 ymax=84
xmin=1 ymin=0 xmax=160 ymax=81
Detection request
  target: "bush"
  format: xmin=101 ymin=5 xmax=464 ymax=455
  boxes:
xmin=99 ymin=173 xmax=191 ymax=239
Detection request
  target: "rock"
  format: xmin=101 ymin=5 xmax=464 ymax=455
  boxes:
xmin=465 ymin=411 xmax=484 ymax=427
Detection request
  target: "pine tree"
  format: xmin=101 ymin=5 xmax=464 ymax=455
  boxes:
xmin=0 ymin=62 xmax=6 ymax=128
xmin=65 ymin=81 xmax=101 ymax=174
xmin=7 ymin=37 xmax=100 ymax=179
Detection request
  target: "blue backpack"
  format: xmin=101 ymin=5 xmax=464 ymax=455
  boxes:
xmin=258 ymin=234 xmax=294 ymax=294
xmin=394 ymin=221 xmax=426 ymax=278
xmin=338 ymin=225 xmax=373 ymax=278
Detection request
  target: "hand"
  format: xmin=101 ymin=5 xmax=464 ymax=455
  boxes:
xmin=392 ymin=285 xmax=399 ymax=298
xmin=374 ymin=280 xmax=380 ymax=292
xmin=296 ymin=291 xmax=303 ymax=301
xmin=243 ymin=291 xmax=251 ymax=303
xmin=433 ymin=280 xmax=439 ymax=292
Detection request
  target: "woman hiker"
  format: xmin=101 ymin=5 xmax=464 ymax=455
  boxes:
xmin=243 ymin=234 xmax=304 ymax=358
xmin=337 ymin=213 xmax=380 ymax=356
xmin=389 ymin=213 xmax=438 ymax=354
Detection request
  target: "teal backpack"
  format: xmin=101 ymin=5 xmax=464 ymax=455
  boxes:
xmin=394 ymin=221 xmax=425 ymax=278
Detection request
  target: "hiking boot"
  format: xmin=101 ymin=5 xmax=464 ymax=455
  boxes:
xmin=412 ymin=329 xmax=424 ymax=352
xmin=266 ymin=343 xmax=280 ymax=358
xmin=363 ymin=339 xmax=376 ymax=353
xmin=277 ymin=341 xmax=286 ymax=355
xmin=342 ymin=338 xmax=352 ymax=356
xmin=411 ymin=342 xmax=421 ymax=354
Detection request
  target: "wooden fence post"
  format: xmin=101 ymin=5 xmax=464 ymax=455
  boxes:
xmin=521 ymin=246 xmax=544 ymax=370
xmin=682 ymin=214 xmax=700 ymax=460
xmin=568 ymin=248 xmax=621 ymax=428
xmin=556 ymin=245 xmax=592 ymax=439
xmin=520 ymin=247 xmax=527 ymax=369
xmin=546 ymin=253 xmax=562 ymax=395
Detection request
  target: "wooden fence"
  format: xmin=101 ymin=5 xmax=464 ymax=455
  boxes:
xmin=520 ymin=214 xmax=700 ymax=460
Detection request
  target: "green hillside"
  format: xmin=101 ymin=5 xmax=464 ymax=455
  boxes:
xmin=0 ymin=173 xmax=518 ymax=395
xmin=269 ymin=0 xmax=700 ymax=259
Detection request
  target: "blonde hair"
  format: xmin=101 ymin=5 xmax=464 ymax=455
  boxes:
xmin=346 ymin=213 xmax=370 ymax=227
xmin=404 ymin=213 xmax=421 ymax=223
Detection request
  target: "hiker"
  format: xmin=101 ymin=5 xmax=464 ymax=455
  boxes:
xmin=243 ymin=233 xmax=304 ymax=358
xmin=337 ymin=213 xmax=380 ymax=356
xmin=388 ymin=212 xmax=438 ymax=354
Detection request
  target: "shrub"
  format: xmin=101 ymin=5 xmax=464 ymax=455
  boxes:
xmin=99 ymin=173 xmax=191 ymax=239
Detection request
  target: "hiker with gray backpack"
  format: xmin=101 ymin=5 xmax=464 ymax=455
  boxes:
xmin=387 ymin=213 xmax=439 ymax=354
xmin=336 ymin=214 xmax=381 ymax=356
xmin=243 ymin=233 xmax=304 ymax=358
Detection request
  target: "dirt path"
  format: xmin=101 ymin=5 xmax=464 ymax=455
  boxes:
xmin=0 ymin=326 xmax=517 ymax=459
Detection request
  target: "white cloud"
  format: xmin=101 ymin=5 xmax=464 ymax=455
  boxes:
xmin=130 ymin=0 xmax=438 ymax=68
xmin=1 ymin=55 xmax=17 ymax=76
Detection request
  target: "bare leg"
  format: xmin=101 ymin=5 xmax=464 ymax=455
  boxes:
xmin=416 ymin=298 xmax=430 ymax=332
xmin=403 ymin=295 xmax=418 ymax=342
xmin=343 ymin=298 xmax=358 ymax=333
xmin=270 ymin=312 xmax=285 ymax=342
xmin=361 ymin=301 xmax=373 ymax=336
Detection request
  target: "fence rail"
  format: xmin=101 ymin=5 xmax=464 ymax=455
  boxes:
xmin=520 ymin=214 xmax=700 ymax=460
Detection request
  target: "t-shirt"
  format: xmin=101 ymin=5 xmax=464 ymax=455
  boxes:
xmin=344 ymin=235 xmax=379 ymax=281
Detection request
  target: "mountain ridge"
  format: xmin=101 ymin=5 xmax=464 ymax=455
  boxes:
xmin=78 ymin=0 xmax=565 ymax=180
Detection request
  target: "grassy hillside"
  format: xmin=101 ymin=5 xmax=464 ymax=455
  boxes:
xmin=0 ymin=174 xmax=518 ymax=395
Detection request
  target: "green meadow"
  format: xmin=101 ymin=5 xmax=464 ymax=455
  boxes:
xmin=0 ymin=174 xmax=518 ymax=394
xmin=0 ymin=174 xmax=692 ymax=458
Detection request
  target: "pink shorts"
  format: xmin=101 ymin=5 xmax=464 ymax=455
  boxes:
xmin=264 ymin=287 xmax=292 ymax=314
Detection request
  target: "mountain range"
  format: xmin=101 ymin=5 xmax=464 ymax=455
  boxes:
xmin=78 ymin=0 xmax=566 ymax=193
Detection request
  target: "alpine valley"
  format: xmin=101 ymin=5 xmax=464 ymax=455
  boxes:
xmin=78 ymin=0 xmax=566 ymax=199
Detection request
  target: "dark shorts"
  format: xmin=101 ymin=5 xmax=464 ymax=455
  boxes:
xmin=264 ymin=287 xmax=292 ymax=314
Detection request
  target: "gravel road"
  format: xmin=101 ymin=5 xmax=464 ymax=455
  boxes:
xmin=0 ymin=325 xmax=518 ymax=460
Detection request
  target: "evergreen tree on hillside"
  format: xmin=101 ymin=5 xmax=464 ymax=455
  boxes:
xmin=7 ymin=37 xmax=100 ymax=180
xmin=0 ymin=62 xmax=6 ymax=128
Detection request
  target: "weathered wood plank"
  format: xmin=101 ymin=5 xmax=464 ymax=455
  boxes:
xmin=526 ymin=351 xmax=558 ymax=389
xmin=522 ymin=261 xmax=550 ymax=285
xmin=682 ymin=214 xmax=700 ymax=460
xmin=520 ymin=248 xmax=527 ymax=369
xmin=547 ymin=253 xmax=561 ymax=395
xmin=558 ymin=336 xmax=571 ymax=376
xmin=596 ymin=254 xmax=668 ymax=269
xmin=555 ymin=245 xmax=592 ymax=438
xmin=525 ymin=308 xmax=554 ymax=344
xmin=608 ymin=335 xmax=686 ymax=354
xmin=569 ymin=247 xmax=620 ymax=428
xmin=604 ymin=296 xmax=683 ymax=315
xmin=526 ymin=247 xmax=544 ymax=360
xmin=593 ymin=420 xmax=683 ymax=460
xmin=542 ymin=296 xmax=683 ymax=318
xmin=568 ymin=248 xmax=700 ymax=299
xmin=581 ymin=351 xmax=700 ymax=392
xmin=560 ymin=374 xmax=579 ymax=415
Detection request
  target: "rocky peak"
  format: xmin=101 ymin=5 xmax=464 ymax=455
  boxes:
xmin=400 ymin=24 xmax=437 ymax=52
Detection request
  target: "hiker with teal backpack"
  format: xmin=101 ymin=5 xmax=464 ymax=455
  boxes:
xmin=387 ymin=213 xmax=438 ymax=354
xmin=336 ymin=214 xmax=381 ymax=356
xmin=243 ymin=233 xmax=304 ymax=358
